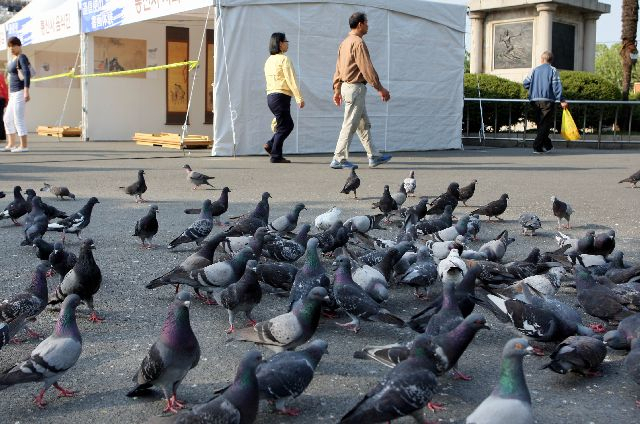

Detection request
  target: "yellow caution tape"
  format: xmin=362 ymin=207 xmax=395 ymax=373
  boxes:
xmin=31 ymin=61 xmax=198 ymax=82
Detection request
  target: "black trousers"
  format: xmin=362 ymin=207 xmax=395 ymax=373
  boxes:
xmin=532 ymin=101 xmax=555 ymax=151
xmin=266 ymin=93 xmax=294 ymax=158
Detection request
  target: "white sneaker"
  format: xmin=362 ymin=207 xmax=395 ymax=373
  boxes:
xmin=10 ymin=147 xmax=29 ymax=152
xmin=2 ymin=146 xmax=12 ymax=151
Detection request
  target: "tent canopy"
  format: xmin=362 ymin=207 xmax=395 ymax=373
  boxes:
xmin=213 ymin=0 xmax=466 ymax=156
xmin=4 ymin=0 xmax=80 ymax=46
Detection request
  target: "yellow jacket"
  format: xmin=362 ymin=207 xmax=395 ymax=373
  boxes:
xmin=264 ymin=53 xmax=303 ymax=103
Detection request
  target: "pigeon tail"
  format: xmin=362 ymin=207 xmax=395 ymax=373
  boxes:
xmin=372 ymin=310 xmax=405 ymax=328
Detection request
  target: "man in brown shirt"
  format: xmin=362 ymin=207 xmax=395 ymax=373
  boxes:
xmin=330 ymin=12 xmax=392 ymax=169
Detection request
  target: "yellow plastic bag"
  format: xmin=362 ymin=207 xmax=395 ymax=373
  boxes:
xmin=561 ymin=109 xmax=581 ymax=141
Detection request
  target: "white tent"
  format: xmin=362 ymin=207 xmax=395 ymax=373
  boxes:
xmin=212 ymin=0 xmax=466 ymax=157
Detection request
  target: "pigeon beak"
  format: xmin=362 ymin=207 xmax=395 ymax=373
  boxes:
xmin=322 ymin=295 xmax=331 ymax=302
xmin=525 ymin=346 xmax=534 ymax=355
xmin=331 ymin=262 xmax=338 ymax=271
xmin=90 ymin=244 xmax=96 ymax=249
xmin=482 ymin=324 xmax=491 ymax=330
xmin=184 ymin=300 xmax=191 ymax=308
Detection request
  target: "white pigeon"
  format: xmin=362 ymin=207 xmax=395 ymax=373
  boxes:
xmin=314 ymin=207 xmax=342 ymax=231
xmin=437 ymin=249 xmax=467 ymax=286
xmin=403 ymin=170 xmax=416 ymax=196
xmin=426 ymin=235 xmax=466 ymax=262
xmin=428 ymin=215 xmax=470 ymax=242
xmin=518 ymin=267 xmax=566 ymax=297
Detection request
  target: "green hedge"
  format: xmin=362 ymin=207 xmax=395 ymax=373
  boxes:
xmin=559 ymin=71 xmax=621 ymax=129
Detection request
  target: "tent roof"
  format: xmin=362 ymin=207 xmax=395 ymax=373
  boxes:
xmin=218 ymin=0 xmax=466 ymax=32
xmin=4 ymin=0 xmax=74 ymax=26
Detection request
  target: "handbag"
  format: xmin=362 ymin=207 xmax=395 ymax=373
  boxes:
xmin=560 ymin=109 xmax=580 ymax=141
xmin=16 ymin=55 xmax=36 ymax=81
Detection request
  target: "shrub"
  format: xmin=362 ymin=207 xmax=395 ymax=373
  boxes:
xmin=559 ymin=71 xmax=622 ymax=130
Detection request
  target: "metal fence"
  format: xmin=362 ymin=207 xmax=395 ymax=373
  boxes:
xmin=463 ymin=98 xmax=640 ymax=148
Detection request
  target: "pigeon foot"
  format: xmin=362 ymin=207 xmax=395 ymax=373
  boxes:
xmin=225 ymin=325 xmax=235 ymax=334
xmin=246 ymin=319 xmax=257 ymax=327
xmin=89 ymin=311 xmax=104 ymax=323
xmin=33 ymin=389 xmax=48 ymax=408
xmin=336 ymin=322 xmax=360 ymax=333
xmin=54 ymin=383 xmax=76 ymax=397
xmin=26 ymin=328 xmax=43 ymax=339
xmin=321 ymin=310 xmax=337 ymax=319
xmin=46 ymin=269 xmax=56 ymax=277
xmin=589 ymin=323 xmax=607 ymax=334
xmin=427 ymin=401 xmax=446 ymax=412
xmin=451 ymin=369 xmax=473 ymax=381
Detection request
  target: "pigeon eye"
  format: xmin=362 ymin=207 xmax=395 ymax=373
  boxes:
xmin=515 ymin=343 xmax=523 ymax=349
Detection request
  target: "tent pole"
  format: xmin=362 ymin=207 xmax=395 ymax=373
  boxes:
xmin=80 ymin=32 xmax=89 ymax=142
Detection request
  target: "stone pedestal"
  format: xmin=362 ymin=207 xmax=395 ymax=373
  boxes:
xmin=468 ymin=0 xmax=610 ymax=82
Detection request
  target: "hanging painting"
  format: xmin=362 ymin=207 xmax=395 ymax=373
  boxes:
xmin=93 ymin=36 xmax=146 ymax=77
xmin=205 ymin=29 xmax=214 ymax=124
xmin=166 ymin=26 xmax=189 ymax=125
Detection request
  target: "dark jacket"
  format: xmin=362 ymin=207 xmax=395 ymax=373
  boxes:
xmin=7 ymin=54 xmax=31 ymax=93
xmin=523 ymin=63 xmax=564 ymax=102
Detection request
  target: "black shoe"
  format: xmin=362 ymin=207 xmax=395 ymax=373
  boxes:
xmin=270 ymin=157 xmax=291 ymax=163
xmin=532 ymin=149 xmax=544 ymax=154
xmin=543 ymin=145 xmax=554 ymax=153
xmin=263 ymin=143 xmax=272 ymax=154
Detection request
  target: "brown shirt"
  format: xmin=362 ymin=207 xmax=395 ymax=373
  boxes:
xmin=332 ymin=33 xmax=382 ymax=94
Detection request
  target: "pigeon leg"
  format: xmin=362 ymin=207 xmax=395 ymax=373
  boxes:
xmin=589 ymin=323 xmax=607 ymax=334
xmin=169 ymin=394 xmax=186 ymax=409
xmin=25 ymin=327 xmax=43 ymax=339
xmin=353 ymin=190 xmax=358 ymax=199
xmin=33 ymin=388 xmax=48 ymax=408
xmin=53 ymin=383 xmax=76 ymax=397
xmin=271 ymin=399 xmax=301 ymax=416
xmin=451 ymin=368 xmax=473 ymax=381
xmin=414 ymin=288 xmax=427 ymax=299
xmin=336 ymin=315 xmax=360 ymax=333
xmin=497 ymin=216 xmax=504 ymax=221
xmin=321 ymin=308 xmax=337 ymax=319
xmin=46 ymin=268 xmax=56 ymax=278
xmin=225 ymin=310 xmax=236 ymax=334
xmin=636 ymin=399 xmax=640 ymax=408
xmin=245 ymin=310 xmax=257 ymax=327
xmin=9 ymin=336 xmax=25 ymax=344
xmin=427 ymin=401 xmax=446 ymax=412
xmin=12 ymin=218 xmax=21 ymax=226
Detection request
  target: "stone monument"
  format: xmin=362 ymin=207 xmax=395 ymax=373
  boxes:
xmin=468 ymin=0 xmax=610 ymax=82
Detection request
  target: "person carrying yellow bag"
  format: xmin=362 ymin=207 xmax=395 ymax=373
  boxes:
xmin=561 ymin=108 xmax=581 ymax=141
xmin=523 ymin=51 xmax=569 ymax=154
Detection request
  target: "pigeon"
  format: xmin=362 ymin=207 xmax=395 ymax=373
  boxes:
xmin=471 ymin=193 xmax=509 ymax=220
xmin=408 ymin=266 xmax=482 ymax=333
xmin=0 ymin=294 xmax=82 ymax=408
xmin=414 ymin=205 xmax=453 ymax=236
xmin=459 ymin=179 xmax=478 ymax=206
xmin=183 ymin=164 xmax=214 ymax=189
xmin=340 ymin=334 xmax=441 ymax=424
xmin=466 ymin=214 xmax=482 ymax=240
xmin=0 ymin=264 xmax=49 ymax=347
xmin=593 ymin=229 xmax=616 ymax=257
xmin=268 ymin=203 xmax=306 ymax=234
xmin=427 ymin=235 xmax=466 ymax=262
xmin=332 ymin=256 xmax=404 ymax=332
xmin=344 ymin=214 xmax=384 ymax=234
xmin=402 ymin=197 xmax=430 ymax=220
xmin=438 ymin=248 xmax=468 ymax=286
xmin=133 ymin=204 xmax=159 ymax=248
xmin=0 ymin=185 xmax=28 ymax=225
xmin=288 ymin=238 xmax=330 ymax=310
xmin=427 ymin=182 xmax=460 ymax=215
xmin=39 ymin=183 xmax=75 ymax=200
xmin=372 ymin=185 xmax=398 ymax=221
xmin=147 ymin=233 xmax=227 ymax=292
xmin=398 ymin=246 xmax=438 ymax=298
xmin=403 ymin=170 xmax=417 ymax=196
xmin=428 ymin=214 xmax=470 ymax=242
xmin=312 ymin=220 xmax=350 ymax=256
xmin=256 ymin=339 xmax=328 ymax=416
xmin=358 ymin=241 xmax=415 ymax=267
xmin=225 ymin=192 xmax=271 ymax=237
xmin=517 ymin=267 xmax=565 ymax=297
xmin=603 ymin=313 xmax=640 ymax=350
xmin=127 ymin=291 xmax=200 ymax=413
xmin=574 ymin=266 xmax=634 ymax=330
xmin=619 ymin=169 xmax=640 ymax=187
xmin=604 ymin=255 xmax=640 ymax=285
xmin=224 ymin=227 xmax=268 ymax=257
xmin=168 ymin=199 xmax=214 ymax=249
xmin=340 ymin=165 xmax=361 ymax=199
xmin=424 ymin=280 xmax=464 ymax=336
xmin=120 ymin=169 xmax=147 ymax=202
xmin=22 ymin=197 xmax=49 ymax=246
xmin=48 ymin=242 xmax=77 ymax=282
xmin=47 ymin=197 xmax=100 ymax=242
xmin=0 ymin=191 xmax=4 ymax=198
xmin=48 ymin=239 xmax=103 ymax=323
xmin=542 ymin=336 xmax=607 ymax=376
xmin=184 ymin=187 xmax=231 ymax=225
xmin=33 ymin=237 xmax=54 ymax=261
xmin=314 ymin=206 xmax=342 ymax=230
xmin=551 ymin=195 xmax=573 ymax=229
xmin=38 ymin=199 xmax=68 ymax=221
xmin=216 ymin=260 xmax=262 ymax=333
xmin=232 ymin=287 xmax=327 ymax=352
xmin=170 ymin=350 xmax=261 ymax=424
xmin=256 ymin=262 xmax=298 ymax=292
xmin=262 ymin=224 xmax=310 ymax=262
xmin=352 ymin=248 xmax=398 ymax=303
xmin=518 ymin=213 xmax=542 ymax=236
xmin=624 ymin=338 xmax=640 ymax=394
xmin=391 ymin=183 xmax=407 ymax=208
xmin=465 ymin=338 xmax=533 ymax=424
xmin=478 ymin=230 xmax=515 ymax=262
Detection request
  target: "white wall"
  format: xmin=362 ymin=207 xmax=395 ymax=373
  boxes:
xmin=85 ymin=20 xmax=212 ymax=141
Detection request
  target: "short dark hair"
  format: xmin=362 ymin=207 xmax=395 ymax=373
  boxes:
xmin=269 ymin=32 xmax=287 ymax=55
xmin=349 ymin=12 xmax=367 ymax=29
xmin=7 ymin=36 xmax=21 ymax=47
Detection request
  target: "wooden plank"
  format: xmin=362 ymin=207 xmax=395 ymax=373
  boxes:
xmin=132 ymin=132 xmax=211 ymax=149
xmin=37 ymin=125 xmax=82 ymax=137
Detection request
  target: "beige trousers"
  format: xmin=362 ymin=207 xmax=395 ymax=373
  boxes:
xmin=333 ymin=83 xmax=379 ymax=161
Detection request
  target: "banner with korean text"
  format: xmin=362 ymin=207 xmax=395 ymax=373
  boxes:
xmin=5 ymin=1 xmax=79 ymax=46
xmin=81 ymin=0 xmax=214 ymax=33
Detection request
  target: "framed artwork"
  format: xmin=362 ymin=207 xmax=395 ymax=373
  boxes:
xmin=493 ymin=21 xmax=533 ymax=69
xmin=93 ymin=36 xmax=146 ymax=77
xmin=34 ymin=51 xmax=80 ymax=88
xmin=205 ymin=29 xmax=213 ymax=124
xmin=166 ymin=26 xmax=189 ymax=125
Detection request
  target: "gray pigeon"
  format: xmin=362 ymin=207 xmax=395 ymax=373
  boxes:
xmin=403 ymin=170 xmax=416 ymax=197
xmin=340 ymin=165 xmax=360 ymax=199
xmin=256 ymin=339 xmax=328 ymax=416
xmin=223 ymin=227 xmax=268 ymax=257
xmin=48 ymin=242 xmax=77 ymax=282
xmin=624 ymin=338 xmax=640 ymax=395
xmin=171 ymin=350 xmax=261 ymax=424
xmin=470 ymin=193 xmax=509 ymax=220
xmin=414 ymin=205 xmax=453 ymax=236
xmin=0 ymin=264 xmax=49 ymax=348
xmin=168 ymin=199 xmax=214 ymax=249
xmin=333 ymin=256 xmax=404 ymax=333
xmin=225 ymin=192 xmax=271 ymax=237
xmin=542 ymin=336 xmax=607 ymax=376
xmin=428 ymin=215 xmax=470 ymax=242
xmin=127 ymin=291 xmax=200 ymax=413
xmin=314 ymin=206 xmax=342 ymax=230
xmin=424 ymin=280 xmax=463 ymax=336
xmin=268 ymin=203 xmax=306 ymax=234
xmin=0 ymin=185 xmax=28 ymax=225
xmin=183 ymin=164 xmax=214 ymax=189
xmin=344 ymin=214 xmax=384 ymax=234
xmin=120 ymin=169 xmax=147 ymax=202
xmin=398 ymin=246 xmax=438 ymax=299
xmin=255 ymin=262 xmax=298 ymax=292
xmin=619 ymin=169 xmax=640 ymax=187
xmin=391 ymin=183 xmax=407 ymax=208
xmin=183 ymin=187 xmax=231 ymax=225
xmin=232 ymin=287 xmax=327 ymax=352
xmin=0 ymin=294 xmax=82 ymax=408
xmin=47 ymin=197 xmax=100 ymax=242
xmin=551 ymin=195 xmax=573 ymax=229
xmin=288 ymin=238 xmax=330 ymax=311
xmin=215 ymin=260 xmax=262 ymax=333
xmin=465 ymin=338 xmax=533 ymax=424
xmin=21 ymin=196 xmax=49 ymax=246
xmin=352 ymin=248 xmax=398 ymax=303
xmin=262 ymin=224 xmax=310 ymax=262
xmin=427 ymin=182 xmax=460 ymax=215
xmin=133 ymin=204 xmax=159 ymax=248
xmin=459 ymin=179 xmax=477 ymax=206
xmin=340 ymin=334 xmax=441 ymax=424
xmin=478 ymin=230 xmax=515 ymax=262
xmin=48 ymin=239 xmax=103 ymax=323
xmin=40 ymin=183 xmax=75 ymax=200
xmin=518 ymin=212 xmax=542 ymax=236
xmin=603 ymin=313 xmax=640 ymax=350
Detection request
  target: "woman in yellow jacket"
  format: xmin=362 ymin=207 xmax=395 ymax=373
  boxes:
xmin=264 ymin=32 xmax=304 ymax=163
